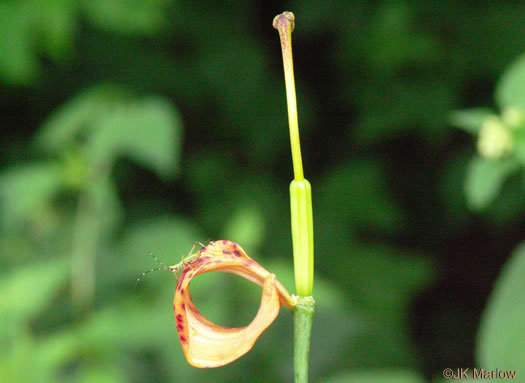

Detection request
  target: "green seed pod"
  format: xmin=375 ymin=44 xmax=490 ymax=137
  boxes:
xmin=290 ymin=179 xmax=314 ymax=296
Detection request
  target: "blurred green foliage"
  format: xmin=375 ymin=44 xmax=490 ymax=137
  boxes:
xmin=477 ymin=243 xmax=525 ymax=379
xmin=1 ymin=1 xmax=524 ymax=382
xmin=452 ymin=53 xmax=525 ymax=214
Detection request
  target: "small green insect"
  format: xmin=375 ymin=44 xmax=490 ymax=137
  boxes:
xmin=135 ymin=241 xmax=206 ymax=286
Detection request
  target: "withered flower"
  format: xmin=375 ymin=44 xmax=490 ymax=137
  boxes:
xmin=173 ymin=240 xmax=295 ymax=368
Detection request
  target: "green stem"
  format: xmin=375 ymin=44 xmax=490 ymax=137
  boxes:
xmin=293 ymin=296 xmax=315 ymax=383
xmin=71 ymin=164 xmax=109 ymax=309
xmin=274 ymin=11 xmax=316 ymax=383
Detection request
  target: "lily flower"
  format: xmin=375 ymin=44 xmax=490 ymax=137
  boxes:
xmin=173 ymin=240 xmax=296 ymax=368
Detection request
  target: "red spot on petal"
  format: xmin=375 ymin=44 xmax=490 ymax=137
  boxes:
xmin=180 ymin=288 xmax=184 ymax=295
xmin=222 ymin=249 xmax=232 ymax=255
xmin=233 ymin=249 xmax=242 ymax=257
xmin=177 ymin=323 xmax=184 ymax=331
xmin=193 ymin=256 xmax=207 ymax=265
xmin=180 ymin=335 xmax=187 ymax=344
xmin=176 ymin=314 xmax=184 ymax=323
xmin=181 ymin=303 xmax=185 ymax=310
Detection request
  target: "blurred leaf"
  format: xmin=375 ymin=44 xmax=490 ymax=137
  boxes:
xmin=36 ymin=0 xmax=76 ymax=61
xmin=0 ymin=0 xmax=77 ymax=85
xmin=80 ymin=0 xmax=168 ymax=35
xmin=11 ymin=328 xmax=81 ymax=383
xmin=477 ymin=242 xmax=525 ymax=377
xmin=0 ymin=163 xmax=62 ymax=227
xmin=80 ymin=300 xmax=170 ymax=349
xmin=449 ymin=108 xmax=494 ymax=134
xmin=74 ymin=365 xmax=125 ymax=383
xmin=464 ymin=156 xmax=518 ymax=210
xmin=33 ymin=330 xmax=80 ymax=383
xmin=0 ymin=330 xmax=33 ymax=383
xmin=4 ymin=327 xmax=124 ymax=383
xmin=324 ymin=369 xmax=425 ymax=383
xmin=0 ymin=258 xmax=69 ymax=323
xmin=87 ymin=97 xmax=182 ymax=177
xmin=222 ymin=201 xmax=265 ymax=251
xmin=496 ymin=53 xmax=525 ymax=110
xmin=60 ymin=149 xmax=91 ymax=189
xmin=0 ymin=3 xmax=38 ymax=85
xmin=36 ymin=86 xmax=182 ymax=178
xmin=513 ymin=128 xmax=525 ymax=165
xmin=35 ymin=85 xmax=131 ymax=153
xmin=368 ymin=2 xmax=440 ymax=72
xmin=481 ymin=169 xmax=525 ymax=226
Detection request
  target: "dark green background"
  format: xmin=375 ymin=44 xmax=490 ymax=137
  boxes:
xmin=1 ymin=1 xmax=524 ymax=382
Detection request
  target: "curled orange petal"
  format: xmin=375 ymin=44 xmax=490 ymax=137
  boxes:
xmin=173 ymin=240 xmax=295 ymax=368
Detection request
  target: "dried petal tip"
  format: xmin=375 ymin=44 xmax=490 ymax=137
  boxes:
xmin=273 ymin=11 xmax=295 ymax=32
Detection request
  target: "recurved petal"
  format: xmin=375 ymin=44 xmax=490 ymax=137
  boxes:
xmin=172 ymin=240 xmax=295 ymax=368
xmin=175 ymin=273 xmax=280 ymax=367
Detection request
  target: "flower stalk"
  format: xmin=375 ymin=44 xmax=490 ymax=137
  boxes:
xmin=274 ymin=11 xmax=315 ymax=383
xmin=293 ymin=296 xmax=315 ymax=383
xmin=273 ymin=11 xmax=314 ymax=298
